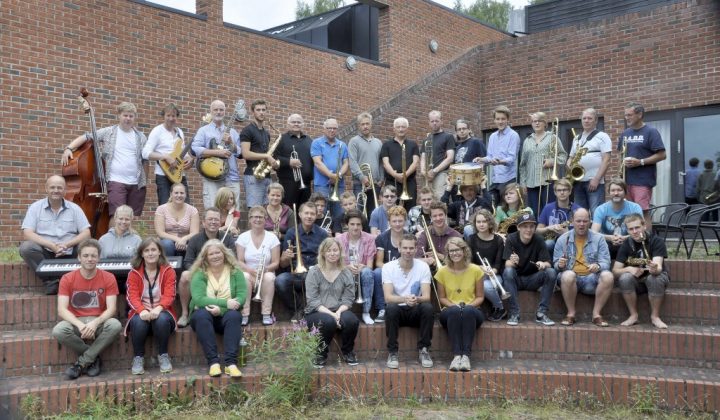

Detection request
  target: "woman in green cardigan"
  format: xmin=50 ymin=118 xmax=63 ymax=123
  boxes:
xmin=189 ymin=239 xmax=246 ymax=378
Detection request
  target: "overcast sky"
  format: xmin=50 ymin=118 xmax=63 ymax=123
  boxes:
xmin=151 ymin=0 xmax=529 ymax=30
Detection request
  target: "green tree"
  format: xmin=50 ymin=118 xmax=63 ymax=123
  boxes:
xmin=453 ymin=0 xmax=512 ymax=30
xmin=296 ymin=0 xmax=345 ymax=20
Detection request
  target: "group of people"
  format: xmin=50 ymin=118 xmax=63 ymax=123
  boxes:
xmin=19 ymin=99 xmax=673 ymax=378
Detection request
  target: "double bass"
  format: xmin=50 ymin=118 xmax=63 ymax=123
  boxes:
xmin=62 ymin=88 xmax=111 ymax=238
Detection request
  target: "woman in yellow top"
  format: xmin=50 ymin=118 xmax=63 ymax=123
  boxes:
xmin=434 ymin=237 xmax=485 ymax=372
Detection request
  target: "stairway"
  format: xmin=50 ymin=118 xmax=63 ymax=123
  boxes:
xmin=1 ymin=259 xmax=719 ymax=417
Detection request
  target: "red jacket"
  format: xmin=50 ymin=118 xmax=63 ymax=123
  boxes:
xmin=124 ymin=263 xmax=177 ymax=336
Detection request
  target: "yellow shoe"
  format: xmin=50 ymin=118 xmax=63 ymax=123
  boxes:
xmin=208 ymin=363 xmax=222 ymax=377
xmin=224 ymin=364 xmax=242 ymax=378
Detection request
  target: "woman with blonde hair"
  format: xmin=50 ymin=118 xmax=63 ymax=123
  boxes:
xmin=155 ymin=183 xmax=200 ymax=256
xmin=495 ymin=182 xmax=533 ymax=227
xmin=263 ymin=183 xmax=295 ymax=241
xmin=189 ymin=239 xmax=246 ymax=378
xmin=99 ymin=204 xmax=142 ymax=259
xmin=304 ymin=237 xmax=359 ymax=368
xmin=236 ymin=206 xmax=280 ymax=326
xmin=215 ymin=187 xmax=241 ymax=239
xmin=435 ymin=237 xmax=485 ymax=372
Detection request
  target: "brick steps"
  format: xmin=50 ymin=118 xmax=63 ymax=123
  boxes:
xmin=3 ymin=288 xmax=719 ymax=331
xmin=3 ymin=321 xmax=720 ymax=379
xmin=3 ymin=359 xmax=720 ymax=416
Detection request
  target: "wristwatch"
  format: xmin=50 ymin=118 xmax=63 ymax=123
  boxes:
xmin=640 ymin=159 xmax=645 ymax=166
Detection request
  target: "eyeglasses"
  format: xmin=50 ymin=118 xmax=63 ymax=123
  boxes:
xmin=384 ymin=195 xmax=396 ymax=198
xmin=249 ymin=215 xmax=264 ymax=220
xmin=448 ymin=248 xmax=464 ymax=254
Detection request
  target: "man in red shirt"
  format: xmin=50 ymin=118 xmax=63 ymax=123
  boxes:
xmin=51 ymin=239 xmax=121 ymax=380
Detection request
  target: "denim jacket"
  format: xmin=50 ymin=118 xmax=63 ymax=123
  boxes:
xmin=553 ymin=229 xmax=610 ymax=272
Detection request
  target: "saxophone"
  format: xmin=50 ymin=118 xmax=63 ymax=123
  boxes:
xmin=498 ymin=209 xmax=532 ymax=235
xmin=566 ymin=144 xmax=587 ymax=184
xmin=253 ymin=123 xmax=283 ymax=179
xmin=543 ymin=220 xmax=571 ymax=240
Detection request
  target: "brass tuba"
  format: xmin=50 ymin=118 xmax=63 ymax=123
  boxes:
xmin=291 ymin=204 xmax=307 ymax=274
xmin=399 ymin=143 xmax=412 ymax=201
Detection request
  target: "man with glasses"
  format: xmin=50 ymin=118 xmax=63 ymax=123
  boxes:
xmin=380 ymin=117 xmax=420 ymax=210
xmin=312 ymin=118 xmax=349 ymax=221
xmin=567 ymin=108 xmax=612 ymax=214
xmin=175 ymin=207 xmax=236 ymax=327
xmin=274 ymin=113 xmax=313 ymax=207
xmin=553 ymin=208 xmax=613 ymax=327
xmin=537 ymin=178 xmax=581 ymax=254
xmin=370 ymin=185 xmax=399 ymax=236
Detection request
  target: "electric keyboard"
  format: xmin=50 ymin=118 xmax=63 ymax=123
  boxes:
xmin=35 ymin=257 xmax=183 ymax=279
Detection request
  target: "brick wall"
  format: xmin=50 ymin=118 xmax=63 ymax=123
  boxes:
xmin=0 ymin=0 xmax=506 ymax=246
xmin=472 ymin=0 xmax=720 ymax=176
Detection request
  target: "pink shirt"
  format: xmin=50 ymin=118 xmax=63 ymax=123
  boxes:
xmin=336 ymin=231 xmax=377 ymax=266
xmin=156 ymin=203 xmax=198 ymax=237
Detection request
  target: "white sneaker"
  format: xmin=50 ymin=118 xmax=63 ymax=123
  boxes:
xmin=460 ymin=355 xmax=471 ymax=372
xmin=449 ymin=355 xmax=461 ymax=371
xmin=362 ymin=313 xmax=375 ymax=325
xmin=375 ymin=309 xmax=386 ymax=323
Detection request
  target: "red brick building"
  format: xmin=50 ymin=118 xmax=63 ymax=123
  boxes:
xmin=1 ymin=0 xmax=718 ymax=246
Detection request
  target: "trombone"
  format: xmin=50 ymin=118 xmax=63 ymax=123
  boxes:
xmin=423 ymin=133 xmax=433 ymax=187
xmin=477 ymin=252 xmax=510 ymax=300
xmin=359 ymin=163 xmax=378 ymax=209
xmin=290 ymin=204 xmax=307 ymax=274
xmin=399 ymin=143 xmax=412 ymax=201
xmin=290 ymin=145 xmax=307 ymax=190
xmin=329 ymin=146 xmax=342 ymax=202
xmin=619 ymin=142 xmax=627 ymax=181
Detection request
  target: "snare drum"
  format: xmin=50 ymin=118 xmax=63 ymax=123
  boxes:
xmin=448 ymin=163 xmax=485 ymax=186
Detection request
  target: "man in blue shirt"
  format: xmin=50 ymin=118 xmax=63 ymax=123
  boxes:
xmin=478 ymin=106 xmax=520 ymax=206
xmin=311 ymin=118 xmax=349 ymax=221
xmin=276 ymin=202 xmax=328 ymax=322
xmin=618 ymin=103 xmax=666 ymax=227
xmin=591 ymin=179 xmax=643 ymax=259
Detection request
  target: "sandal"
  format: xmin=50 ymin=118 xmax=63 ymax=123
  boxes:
xmin=561 ymin=316 xmax=575 ymax=326
xmin=592 ymin=316 xmax=609 ymax=327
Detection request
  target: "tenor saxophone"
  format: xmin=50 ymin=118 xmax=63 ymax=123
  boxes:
xmin=253 ymin=123 xmax=282 ymax=179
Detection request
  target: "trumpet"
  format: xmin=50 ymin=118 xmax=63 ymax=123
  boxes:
xmin=477 ymin=253 xmax=510 ymax=300
xmin=320 ymin=210 xmax=333 ymax=232
xmin=329 ymin=146 xmax=342 ymax=202
xmin=252 ymin=245 xmax=266 ymax=302
xmin=349 ymin=248 xmax=364 ymax=304
xmin=253 ymin=122 xmax=283 ymax=179
xmin=290 ymin=145 xmax=307 ymax=190
xmin=357 ymin=191 xmax=368 ymax=219
xmin=291 ymin=204 xmax=307 ymax=274
xmin=359 ymin=163 xmax=378 ymax=209
xmin=399 ymin=143 xmax=412 ymax=201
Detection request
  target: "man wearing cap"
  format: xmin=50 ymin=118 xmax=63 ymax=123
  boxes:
xmin=553 ymin=208 xmax=613 ymax=327
xmin=501 ymin=213 xmax=557 ymax=326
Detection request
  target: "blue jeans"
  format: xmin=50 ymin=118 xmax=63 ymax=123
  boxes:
xmin=357 ymin=267 xmax=383 ymax=313
xmin=313 ymin=184 xmax=343 ymax=221
xmin=190 ymin=308 xmax=243 ymax=366
xmin=502 ymin=267 xmax=557 ymax=316
xmin=483 ymin=278 xmax=503 ymax=309
xmin=159 ymin=238 xmax=186 ymax=258
xmin=128 ymin=311 xmax=175 ymax=357
xmin=155 ymin=174 xmax=189 ymax=206
xmin=438 ymin=305 xmax=484 ymax=356
xmin=573 ymin=181 xmax=605 ymax=214
xmin=526 ymin=185 xmax=556 ymax=217
xmin=371 ymin=268 xmax=388 ymax=312
xmin=244 ymin=175 xmax=270 ymax=208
